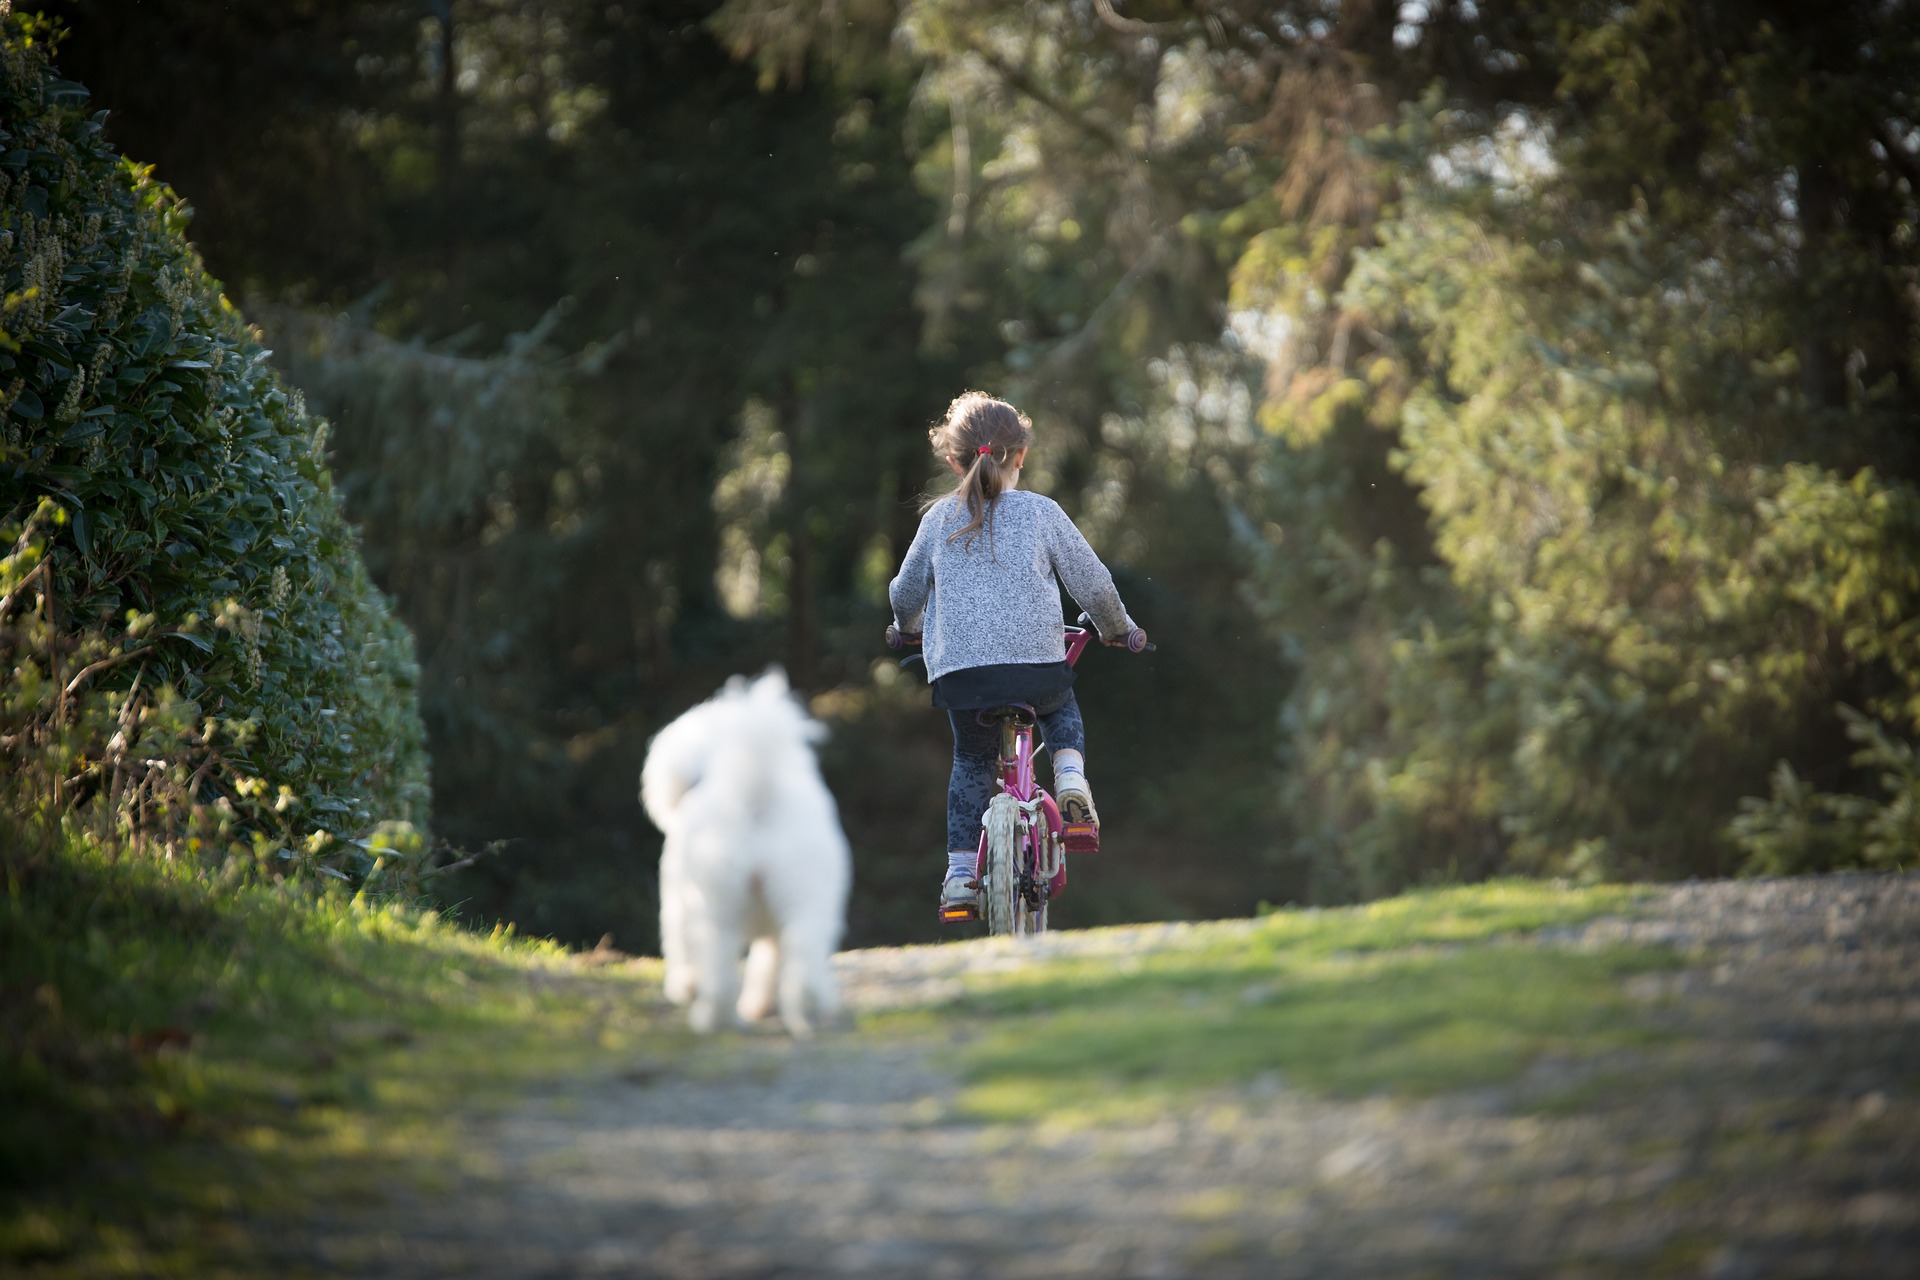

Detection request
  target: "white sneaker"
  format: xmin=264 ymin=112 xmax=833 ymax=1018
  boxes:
xmin=940 ymin=873 xmax=979 ymax=907
xmin=1057 ymin=778 xmax=1099 ymax=852
xmin=939 ymin=872 xmax=980 ymax=923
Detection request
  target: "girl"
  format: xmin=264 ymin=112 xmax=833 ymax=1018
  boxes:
xmin=888 ymin=392 xmax=1141 ymax=916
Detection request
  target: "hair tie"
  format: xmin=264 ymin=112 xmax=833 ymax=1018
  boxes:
xmin=977 ymin=444 xmax=992 ymax=456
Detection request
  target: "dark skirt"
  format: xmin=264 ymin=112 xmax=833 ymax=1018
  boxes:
xmin=930 ymin=660 xmax=1076 ymax=713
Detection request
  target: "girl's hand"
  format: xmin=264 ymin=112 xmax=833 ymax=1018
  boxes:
xmin=1103 ymin=626 xmax=1150 ymax=652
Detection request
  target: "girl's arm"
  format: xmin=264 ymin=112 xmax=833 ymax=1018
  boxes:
xmin=1046 ymin=503 xmax=1134 ymax=641
xmin=887 ymin=508 xmax=938 ymax=633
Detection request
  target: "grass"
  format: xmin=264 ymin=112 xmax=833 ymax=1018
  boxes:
xmin=4 ymin=825 xmax=1694 ymax=1272
xmin=909 ymin=881 xmax=1684 ymax=1125
xmin=0 ymin=814 xmax=683 ymax=1278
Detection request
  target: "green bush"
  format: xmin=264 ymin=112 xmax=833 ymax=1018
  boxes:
xmin=0 ymin=15 xmax=428 ymax=859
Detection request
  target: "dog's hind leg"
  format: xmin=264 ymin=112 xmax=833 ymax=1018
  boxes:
xmin=659 ymin=851 xmax=695 ymax=1007
xmin=688 ymin=918 xmax=744 ymax=1034
xmin=776 ymin=924 xmax=839 ymax=1038
xmin=737 ymin=936 xmax=780 ymax=1024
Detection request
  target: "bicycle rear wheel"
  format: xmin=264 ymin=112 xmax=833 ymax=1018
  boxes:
xmin=982 ymin=793 xmax=1022 ymax=936
xmin=1016 ymin=825 xmax=1054 ymax=935
xmin=1016 ymin=876 xmax=1047 ymax=934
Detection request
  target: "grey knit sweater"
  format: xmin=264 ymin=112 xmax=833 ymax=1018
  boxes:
xmin=889 ymin=489 xmax=1135 ymax=681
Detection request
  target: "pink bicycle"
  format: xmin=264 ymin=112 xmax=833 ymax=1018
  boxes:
xmin=888 ymin=616 xmax=1151 ymax=936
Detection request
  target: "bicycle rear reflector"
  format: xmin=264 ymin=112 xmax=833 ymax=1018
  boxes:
xmin=1063 ymin=822 xmax=1099 ymax=854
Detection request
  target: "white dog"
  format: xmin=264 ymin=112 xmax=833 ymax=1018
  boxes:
xmin=640 ymin=669 xmax=850 ymax=1036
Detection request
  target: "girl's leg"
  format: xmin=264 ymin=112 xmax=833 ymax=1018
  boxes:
xmin=1035 ymin=690 xmax=1085 ymax=758
xmin=947 ymin=710 xmax=999 ymax=884
xmin=1038 ymin=692 xmax=1097 ymax=839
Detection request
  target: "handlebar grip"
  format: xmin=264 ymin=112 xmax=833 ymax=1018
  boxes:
xmin=885 ymin=624 xmax=921 ymax=650
xmin=1077 ymin=612 xmax=1154 ymax=651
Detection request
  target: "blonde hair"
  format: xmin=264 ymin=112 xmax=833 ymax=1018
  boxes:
xmin=927 ymin=391 xmax=1034 ymax=551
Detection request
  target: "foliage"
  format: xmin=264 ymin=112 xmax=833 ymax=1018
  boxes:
xmin=0 ymin=12 xmax=429 ymax=867
xmin=258 ymin=303 xmax=573 ymax=816
xmin=1238 ymin=187 xmax=1920 ymax=892
xmin=1228 ymin=3 xmax=1920 ymax=893
xmin=1729 ymin=708 xmax=1920 ymax=876
xmin=2 ymin=499 xmax=241 ymax=853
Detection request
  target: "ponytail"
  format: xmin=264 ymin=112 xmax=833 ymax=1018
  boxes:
xmin=951 ymin=446 xmax=1010 ymax=550
xmin=926 ymin=392 xmax=1034 ymax=552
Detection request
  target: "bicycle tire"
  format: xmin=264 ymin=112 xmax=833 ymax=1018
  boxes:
xmin=982 ymin=792 xmax=1022 ymax=936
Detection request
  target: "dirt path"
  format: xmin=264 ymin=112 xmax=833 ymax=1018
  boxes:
xmin=316 ymin=876 xmax=1920 ymax=1278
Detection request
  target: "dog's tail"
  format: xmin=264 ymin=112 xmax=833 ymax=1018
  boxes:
xmin=641 ymin=708 xmax=709 ymax=830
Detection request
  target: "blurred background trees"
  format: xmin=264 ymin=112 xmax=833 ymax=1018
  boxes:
xmin=28 ymin=0 xmax=1917 ymax=947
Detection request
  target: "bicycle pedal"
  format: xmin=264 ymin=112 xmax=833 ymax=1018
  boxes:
xmin=938 ymin=903 xmax=980 ymax=924
xmin=1063 ymin=822 xmax=1099 ymax=854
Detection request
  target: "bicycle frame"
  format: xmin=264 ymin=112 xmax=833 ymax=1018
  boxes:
xmin=952 ymin=625 xmax=1094 ymax=928
xmin=988 ymin=624 xmax=1091 ymax=812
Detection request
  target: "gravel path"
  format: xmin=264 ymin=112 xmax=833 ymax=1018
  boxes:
xmin=321 ymin=875 xmax=1920 ymax=1279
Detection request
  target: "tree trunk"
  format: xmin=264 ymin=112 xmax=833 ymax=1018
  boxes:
xmin=784 ymin=391 xmax=818 ymax=690
xmin=435 ymin=2 xmax=459 ymax=270
xmin=1797 ymin=159 xmax=1847 ymax=412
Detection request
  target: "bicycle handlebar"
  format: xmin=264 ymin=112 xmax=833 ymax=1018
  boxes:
xmin=889 ymin=618 xmax=1151 ymax=653
xmin=1076 ymin=612 xmax=1155 ymax=653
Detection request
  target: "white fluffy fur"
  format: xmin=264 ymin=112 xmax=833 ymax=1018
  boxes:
xmin=640 ymin=669 xmax=850 ymax=1036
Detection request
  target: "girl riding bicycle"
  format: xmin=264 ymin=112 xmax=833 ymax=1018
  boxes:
xmin=888 ymin=391 xmax=1141 ymax=918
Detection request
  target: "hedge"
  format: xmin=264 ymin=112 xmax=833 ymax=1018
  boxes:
xmin=0 ymin=14 xmax=429 ymax=853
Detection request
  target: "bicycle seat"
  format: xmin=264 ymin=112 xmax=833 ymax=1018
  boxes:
xmin=975 ymin=703 xmax=1037 ymax=728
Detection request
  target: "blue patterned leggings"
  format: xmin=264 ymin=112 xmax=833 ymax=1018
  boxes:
xmin=946 ymin=690 xmax=1085 ymax=852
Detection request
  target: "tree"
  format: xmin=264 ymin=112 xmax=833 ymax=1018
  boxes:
xmin=1231 ymin=2 xmax=1920 ymax=890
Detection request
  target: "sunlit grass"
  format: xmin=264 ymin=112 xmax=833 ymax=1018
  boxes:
xmin=922 ymin=881 xmax=1680 ymax=1125
xmin=1 ymin=816 xmax=682 ymax=1277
